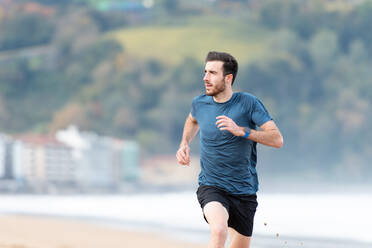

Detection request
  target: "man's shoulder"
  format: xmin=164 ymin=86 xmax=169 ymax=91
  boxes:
xmin=235 ymin=92 xmax=259 ymax=103
xmin=192 ymin=94 xmax=210 ymax=104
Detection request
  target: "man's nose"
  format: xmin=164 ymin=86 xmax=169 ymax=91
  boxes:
xmin=203 ymin=73 xmax=209 ymax=82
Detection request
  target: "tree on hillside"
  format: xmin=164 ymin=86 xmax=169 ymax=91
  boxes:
xmin=0 ymin=14 xmax=54 ymax=51
xmin=159 ymin=0 xmax=180 ymax=15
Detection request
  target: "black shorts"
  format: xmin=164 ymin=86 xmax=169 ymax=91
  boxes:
xmin=196 ymin=185 xmax=258 ymax=237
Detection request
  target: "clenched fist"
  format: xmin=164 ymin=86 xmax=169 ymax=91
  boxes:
xmin=176 ymin=144 xmax=190 ymax=166
xmin=216 ymin=115 xmax=245 ymax=136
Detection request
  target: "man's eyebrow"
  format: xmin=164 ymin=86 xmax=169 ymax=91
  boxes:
xmin=205 ymin=69 xmax=217 ymax=73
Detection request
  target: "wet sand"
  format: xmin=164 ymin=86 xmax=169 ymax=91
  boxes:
xmin=0 ymin=215 xmax=206 ymax=248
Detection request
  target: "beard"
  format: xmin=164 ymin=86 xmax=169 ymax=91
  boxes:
xmin=205 ymin=80 xmax=226 ymax=96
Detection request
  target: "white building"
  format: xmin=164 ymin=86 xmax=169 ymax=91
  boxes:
xmin=15 ymin=135 xmax=75 ymax=187
xmin=0 ymin=134 xmax=6 ymax=178
xmin=56 ymin=126 xmax=116 ymax=189
xmin=56 ymin=125 xmax=140 ymax=189
xmin=0 ymin=134 xmax=14 ymax=180
xmin=1 ymin=126 xmax=140 ymax=192
xmin=12 ymin=140 xmax=25 ymax=181
xmin=120 ymin=141 xmax=140 ymax=182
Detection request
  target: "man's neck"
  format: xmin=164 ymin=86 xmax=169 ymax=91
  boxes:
xmin=213 ymin=89 xmax=233 ymax=103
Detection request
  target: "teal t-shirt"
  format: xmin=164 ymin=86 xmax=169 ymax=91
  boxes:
xmin=191 ymin=92 xmax=272 ymax=195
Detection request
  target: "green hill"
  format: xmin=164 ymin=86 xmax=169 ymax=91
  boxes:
xmin=107 ymin=17 xmax=271 ymax=64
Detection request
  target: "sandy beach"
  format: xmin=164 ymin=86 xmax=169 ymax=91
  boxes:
xmin=0 ymin=215 xmax=206 ymax=248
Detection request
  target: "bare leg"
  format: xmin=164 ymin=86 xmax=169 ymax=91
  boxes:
xmin=228 ymin=228 xmax=251 ymax=248
xmin=203 ymin=201 xmax=229 ymax=248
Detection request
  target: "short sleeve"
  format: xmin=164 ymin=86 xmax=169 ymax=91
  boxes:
xmin=251 ymin=97 xmax=272 ymax=127
xmin=190 ymin=97 xmax=197 ymax=118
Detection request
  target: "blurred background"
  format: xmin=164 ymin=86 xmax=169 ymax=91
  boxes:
xmin=0 ymin=0 xmax=371 ymax=247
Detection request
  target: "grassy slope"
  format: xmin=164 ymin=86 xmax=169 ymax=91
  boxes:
xmin=107 ymin=16 xmax=272 ymax=65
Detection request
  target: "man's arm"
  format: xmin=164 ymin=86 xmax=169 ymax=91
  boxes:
xmin=245 ymin=120 xmax=283 ymax=148
xmin=176 ymin=113 xmax=199 ymax=166
xmin=216 ymin=116 xmax=283 ymax=148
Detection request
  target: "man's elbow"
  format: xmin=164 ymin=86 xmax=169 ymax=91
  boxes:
xmin=274 ymin=133 xmax=284 ymax=149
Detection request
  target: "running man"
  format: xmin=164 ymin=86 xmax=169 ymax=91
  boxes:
xmin=176 ymin=51 xmax=283 ymax=248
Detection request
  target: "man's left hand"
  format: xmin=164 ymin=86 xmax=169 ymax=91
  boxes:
xmin=216 ymin=115 xmax=245 ymax=137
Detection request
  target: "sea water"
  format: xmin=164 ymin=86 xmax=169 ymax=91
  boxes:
xmin=0 ymin=192 xmax=371 ymax=247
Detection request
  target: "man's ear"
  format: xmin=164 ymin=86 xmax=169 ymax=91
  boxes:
xmin=225 ymin=74 xmax=233 ymax=85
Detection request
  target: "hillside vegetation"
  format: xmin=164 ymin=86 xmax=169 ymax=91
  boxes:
xmin=0 ymin=0 xmax=371 ymax=181
xmin=108 ymin=17 xmax=270 ymax=64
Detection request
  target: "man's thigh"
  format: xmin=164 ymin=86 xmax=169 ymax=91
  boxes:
xmin=228 ymin=227 xmax=251 ymax=248
xmin=203 ymin=201 xmax=229 ymax=226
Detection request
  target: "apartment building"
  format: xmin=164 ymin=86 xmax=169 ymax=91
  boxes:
xmin=15 ymin=135 xmax=75 ymax=186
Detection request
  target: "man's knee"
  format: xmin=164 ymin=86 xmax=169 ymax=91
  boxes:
xmin=203 ymin=201 xmax=229 ymax=241
xmin=210 ymin=223 xmax=228 ymax=240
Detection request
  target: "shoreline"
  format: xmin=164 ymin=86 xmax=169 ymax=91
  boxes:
xmin=0 ymin=214 xmax=207 ymax=248
xmin=1 ymin=192 xmax=372 ymax=248
xmin=3 ymin=213 xmax=372 ymax=248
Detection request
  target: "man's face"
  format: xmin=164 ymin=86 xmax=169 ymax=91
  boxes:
xmin=203 ymin=61 xmax=226 ymax=96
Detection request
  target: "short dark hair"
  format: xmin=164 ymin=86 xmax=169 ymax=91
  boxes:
xmin=205 ymin=51 xmax=238 ymax=85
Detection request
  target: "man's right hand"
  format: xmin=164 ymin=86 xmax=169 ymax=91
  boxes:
xmin=176 ymin=144 xmax=190 ymax=166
